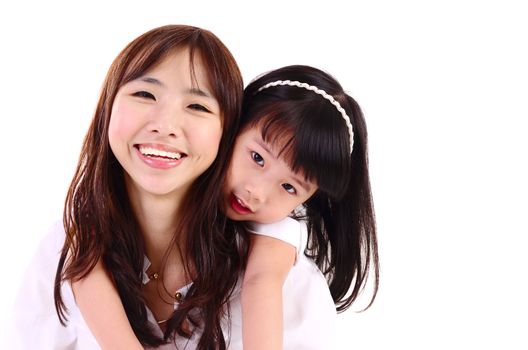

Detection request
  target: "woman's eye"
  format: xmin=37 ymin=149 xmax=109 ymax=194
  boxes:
xmin=188 ymin=104 xmax=211 ymax=113
xmin=251 ymin=151 xmax=264 ymax=166
xmin=282 ymin=183 xmax=297 ymax=195
xmin=132 ymin=91 xmax=156 ymax=100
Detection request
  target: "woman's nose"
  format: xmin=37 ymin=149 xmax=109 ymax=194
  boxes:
xmin=148 ymin=105 xmax=183 ymax=137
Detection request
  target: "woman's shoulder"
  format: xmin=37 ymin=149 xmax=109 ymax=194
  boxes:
xmin=40 ymin=220 xmax=67 ymax=252
xmin=16 ymin=219 xmax=68 ymax=304
xmin=21 ymin=220 xmax=66 ymax=276
xmin=4 ymin=220 xmax=92 ymax=349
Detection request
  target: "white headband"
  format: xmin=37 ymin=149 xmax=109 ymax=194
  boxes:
xmin=257 ymin=80 xmax=354 ymax=154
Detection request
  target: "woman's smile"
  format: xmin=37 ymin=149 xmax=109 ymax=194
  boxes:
xmin=134 ymin=143 xmax=186 ymax=169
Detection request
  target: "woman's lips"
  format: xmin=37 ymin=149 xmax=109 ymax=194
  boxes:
xmin=138 ymin=145 xmax=183 ymax=160
xmin=134 ymin=145 xmax=186 ymax=169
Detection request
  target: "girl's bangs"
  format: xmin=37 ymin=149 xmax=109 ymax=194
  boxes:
xmin=249 ymin=101 xmax=351 ymax=199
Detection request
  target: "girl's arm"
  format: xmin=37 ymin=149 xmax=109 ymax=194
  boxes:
xmin=242 ymin=234 xmax=296 ymax=350
xmin=71 ymin=259 xmax=143 ymax=350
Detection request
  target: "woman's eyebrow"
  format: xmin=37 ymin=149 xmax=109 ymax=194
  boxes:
xmin=139 ymin=76 xmax=164 ymax=87
xmin=135 ymin=78 xmax=214 ymax=100
xmin=187 ymin=87 xmax=213 ymax=99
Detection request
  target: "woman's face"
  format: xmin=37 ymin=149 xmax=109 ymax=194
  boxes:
xmin=223 ymin=126 xmax=318 ymax=224
xmin=108 ymin=48 xmax=222 ymax=200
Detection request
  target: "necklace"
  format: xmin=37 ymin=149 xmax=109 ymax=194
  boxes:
xmin=148 ymin=272 xmax=184 ymax=302
xmin=147 ymin=272 xmax=184 ymax=324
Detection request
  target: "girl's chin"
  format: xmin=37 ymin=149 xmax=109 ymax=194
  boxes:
xmin=225 ymin=208 xmax=248 ymax=222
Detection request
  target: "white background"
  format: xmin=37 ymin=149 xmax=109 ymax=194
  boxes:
xmin=1 ymin=1 xmax=527 ymax=349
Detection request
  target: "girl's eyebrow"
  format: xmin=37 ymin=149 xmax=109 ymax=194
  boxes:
xmin=291 ymin=174 xmax=312 ymax=193
xmin=254 ymin=137 xmax=276 ymax=159
xmin=254 ymin=137 xmax=312 ymax=193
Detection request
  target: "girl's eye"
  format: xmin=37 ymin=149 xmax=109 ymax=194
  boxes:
xmin=132 ymin=91 xmax=156 ymax=100
xmin=282 ymin=183 xmax=297 ymax=195
xmin=188 ymin=103 xmax=211 ymax=113
xmin=251 ymin=151 xmax=264 ymax=166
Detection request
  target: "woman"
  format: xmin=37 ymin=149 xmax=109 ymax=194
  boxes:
xmin=8 ymin=24 xmax=245 ymax=349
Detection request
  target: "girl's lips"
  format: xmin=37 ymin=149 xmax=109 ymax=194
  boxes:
xmin=134 ymin=146 xmax=185 ymax=169
xmin=230 ymin=194 xmax=252 ymax=215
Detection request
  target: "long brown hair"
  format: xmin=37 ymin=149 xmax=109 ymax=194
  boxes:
xmin=54 ymin=25 xmax=244 ymax=349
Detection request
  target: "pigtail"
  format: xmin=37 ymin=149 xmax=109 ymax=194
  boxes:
xmin=305 ymin=94 xmax=379 ymax=312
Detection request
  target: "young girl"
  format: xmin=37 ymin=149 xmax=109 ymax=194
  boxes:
xmin=6 ymin=24 xmax=246 ymax=350
xmin=73 ymin=64 xmax=379 ymax=349
xmin=230 ymin=64 xmax=379 ymax=349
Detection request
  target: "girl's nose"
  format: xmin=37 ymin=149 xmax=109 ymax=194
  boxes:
xmin=245 ymin=181 xmax=266 ymax=205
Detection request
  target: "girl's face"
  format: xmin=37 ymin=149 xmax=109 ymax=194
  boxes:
xmin=109 ymin=48 xmax=222 ymax=200
xmin=223 ymin=126 xmax=318 ymax=224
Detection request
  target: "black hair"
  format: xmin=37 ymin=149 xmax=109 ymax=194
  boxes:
xmin=242 ymin=65 xmax=379 ymax=311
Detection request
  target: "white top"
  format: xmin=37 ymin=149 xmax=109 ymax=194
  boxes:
xmin=4 ymin=218 xmax=336 ymax=349
xmin=246 ymin=218 xmax=303 ymax=258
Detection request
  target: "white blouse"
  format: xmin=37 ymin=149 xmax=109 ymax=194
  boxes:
xmin=5 ymin=218 xmax=336 ymax=349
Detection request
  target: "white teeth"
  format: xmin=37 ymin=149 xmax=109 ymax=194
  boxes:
xmin=236 ymin=197 xmax=247 ymax=208
xmin=139 ymin=146 xmax=181 ymax=160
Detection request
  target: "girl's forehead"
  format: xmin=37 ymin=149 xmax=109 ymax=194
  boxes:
xmin=241 ymin=124 xmax=289 ymax=152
